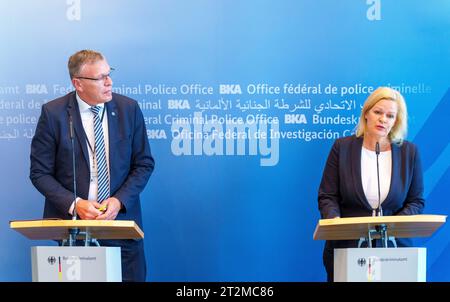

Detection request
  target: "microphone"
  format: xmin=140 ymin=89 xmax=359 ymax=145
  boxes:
xmin=375 ymin=142 xmax=382 ymax=216
xmin=69 ymin=114 xmax=78 ymax=221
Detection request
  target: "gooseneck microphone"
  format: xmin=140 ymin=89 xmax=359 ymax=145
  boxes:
xmin=69 ymin=114 xmax=78 ymax=221
xmin=68 ymin=113 xmax=79 ymax=246
xmin=375 ymin=142 xmax=382 ymax=217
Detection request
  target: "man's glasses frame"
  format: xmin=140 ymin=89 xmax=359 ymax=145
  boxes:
xmin=74 ymin=67 xmax=115 ymax=82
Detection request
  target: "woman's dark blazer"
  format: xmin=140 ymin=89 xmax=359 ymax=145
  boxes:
xmin=318 ymin=135 xmax=425 ymax=281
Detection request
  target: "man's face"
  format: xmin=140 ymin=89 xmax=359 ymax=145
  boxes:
xmin=72 ymin=59 xmax=113 ymax=105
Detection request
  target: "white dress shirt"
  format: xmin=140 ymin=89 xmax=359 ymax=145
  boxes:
xmin=69 ymin=94 xmax=110 ymax=214
xmin=361 ymin=146 xmax=392 ymax=215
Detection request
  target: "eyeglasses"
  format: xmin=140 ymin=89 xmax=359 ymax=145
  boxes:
xmin=75 ymin=67 xmax=115 ymax=82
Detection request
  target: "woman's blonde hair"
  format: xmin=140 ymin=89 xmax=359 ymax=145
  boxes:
xmin=356 ymin=86 xmax=407 ymax=144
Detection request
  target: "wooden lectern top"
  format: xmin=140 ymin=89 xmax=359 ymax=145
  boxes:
xmin=10 ymin=219 xmax=144 ymax=240
xmin=313 ymin=214 xmax=446 ymax=241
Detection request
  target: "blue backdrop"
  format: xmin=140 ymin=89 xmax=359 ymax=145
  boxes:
xmin=0 ymin=0 xmax=449 ymax=281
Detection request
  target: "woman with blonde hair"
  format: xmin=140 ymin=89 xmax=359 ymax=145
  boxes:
xmin=317 ymin=87 xmax=425 ymax=281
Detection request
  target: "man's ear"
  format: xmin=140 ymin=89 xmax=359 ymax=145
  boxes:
xmin=72 ymin=78 xmax=82 ymax=91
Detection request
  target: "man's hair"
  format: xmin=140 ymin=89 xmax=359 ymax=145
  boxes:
xmin=68 ymin=50 xmax=104 ymax=79
xmin=356 ymin=86 xmax=408 ymax=145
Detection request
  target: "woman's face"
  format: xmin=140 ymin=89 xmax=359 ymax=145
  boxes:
xmin=364 ymin=99 xmax=398 ymax=139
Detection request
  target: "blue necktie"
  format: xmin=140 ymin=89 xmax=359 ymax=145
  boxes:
xmin=90 ymin=106 xmax=109 ymax=203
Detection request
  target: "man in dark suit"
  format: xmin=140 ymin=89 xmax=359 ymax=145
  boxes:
xmin=30 ymin=50 xmax=155 ymax=282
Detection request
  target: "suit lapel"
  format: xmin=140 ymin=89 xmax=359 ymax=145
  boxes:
xmin=381 ymin=142 xmax=399 ymax=208
xmin=351 ymin=136 xmax=373 ymax=211
xmin=67 ymin=94 xmax=90 ymax=165
xmin=105 ymin=99 xmax=121 ymax=144
xmin=105 ymin=99 xmax=121 ymax=185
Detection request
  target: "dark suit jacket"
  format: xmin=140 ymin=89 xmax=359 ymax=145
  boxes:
xmin=318 ymin=135 xmax=425 ymax=280
xmin=30 ymin=91 xmax=155 ymax=228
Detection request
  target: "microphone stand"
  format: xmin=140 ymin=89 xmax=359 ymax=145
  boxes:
xmin=375 ymin=142 xmax=382 ymax=217
xmin=375 ymin=142 xmax=388 ymax=247
xmin=68 ymin=115 xmax=79 ymax=246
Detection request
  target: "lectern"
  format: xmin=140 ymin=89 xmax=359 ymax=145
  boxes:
xmin=10 ymin=219 xmax=144 ymax=282
xmin=313 ymin=215 xmax=446 ymax=282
